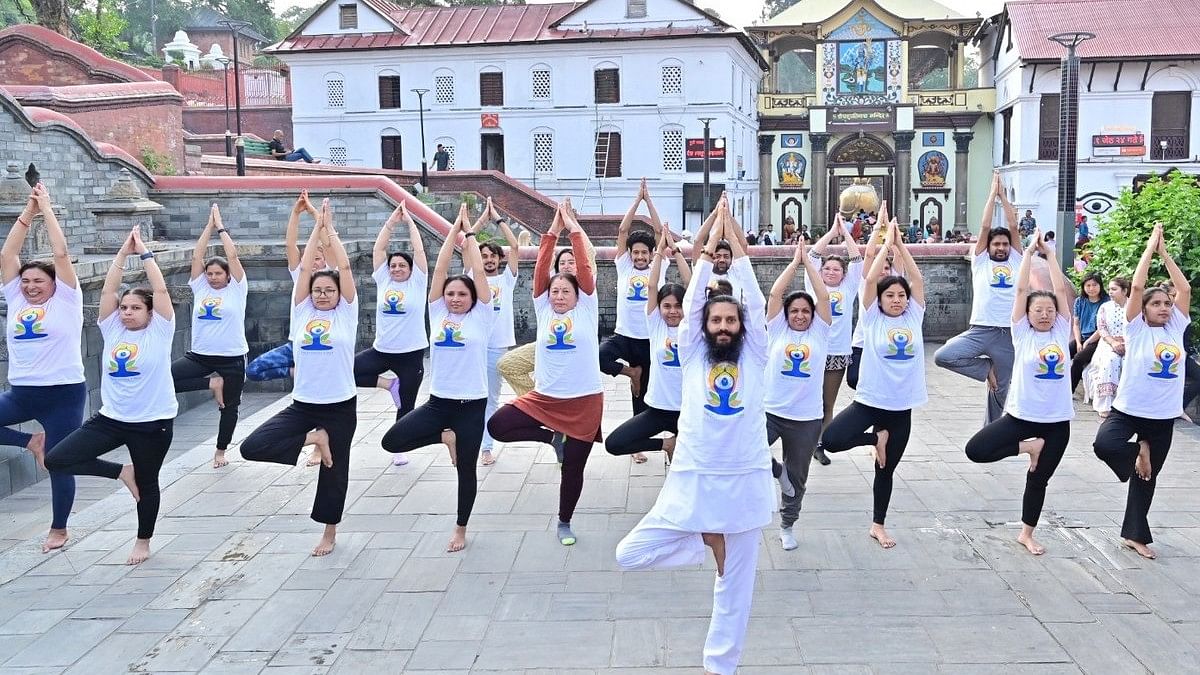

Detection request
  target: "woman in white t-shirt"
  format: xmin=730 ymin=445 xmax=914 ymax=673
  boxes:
xmin=964 ymin=230 xmax=1074 ymax=555
xmin=765 ymin=239 xmax=832 ymax=551
xmin=381 ymin=204 xmax=494 ymax=553
xmin=818 ymin=218 xmax=925 ymax=549
xmin=0 ymin=183 xmax=86 ymax=554
xmin=1087 ymin=278 xmax=1130 ymax=416
xmin=46 ymin=226 xmax=176 ymax=566
xmin=239 ymin=200 xmax=358 ymax=558
xmin=605 ymin=228 xmax=691 ymax=463
xmin=1094 ymin=223 xmax=1192 ymax=560
xmin=354 ymin=204 xmax=429 ymax=468
xmin=488 ymin=200 xmax=603 ymax=547
xmin=170 ymin=204 xmax=248 ymax=470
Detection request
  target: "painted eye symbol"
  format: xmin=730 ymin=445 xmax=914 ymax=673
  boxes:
xmin=1078 ymin=192 xmax=1116 ymax=215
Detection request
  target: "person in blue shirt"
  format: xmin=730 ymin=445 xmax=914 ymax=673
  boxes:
xmin=1070 ymin=272 xmax=1108 ymax=392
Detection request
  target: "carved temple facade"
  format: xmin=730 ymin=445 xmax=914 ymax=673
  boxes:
xmin=749 ymin=0 xmax=996 ymax=235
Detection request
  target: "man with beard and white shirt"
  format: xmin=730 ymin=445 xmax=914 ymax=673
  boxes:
xmin=617 ymin=199 xmax=771 ymax=675
xmin=934 ymin=172 xmax=1022 ymax=425
xmin=477 ymin=198 xmax=519 ymax=466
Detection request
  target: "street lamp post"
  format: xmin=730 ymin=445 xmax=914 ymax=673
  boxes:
xmin=1160 ymin=139 xmax=1169 ymax=161
xmin=219 ymin=18 xmax=252 ymax=176
xmin=411 ymin=88 xmax=430 ymax=189
xmin=216 ymin=55 xmax=232 ymax=157
xmin=699 ymin=117 xmax=716 ymax=217
xmin=1048 ymin=31 xmax=1095 ymax=272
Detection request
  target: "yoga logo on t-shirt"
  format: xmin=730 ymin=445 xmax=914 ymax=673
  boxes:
xmin=1149 ymin=342 xmax=1182 ymax=379
xmin=381 ymin=289 xmax=406 ymax=315
xmin=434 ymin=319 xmax=466 ymax=347
xmin=829 ymin=291 xmax=844 ymax=317
xmin=490 ymin=285 xmax=502 ymax=312
xmin=990 ymin=265 xmax=1014 ymax=289
xmin=780 ymin=342 xmax=812 ymax=378
xmin=704 ymin=362 xmax=744 ymax=415
xmin=12 ymin=307 xmax=48 ymax=340
xmin=546 ymin=317 xmax=575 ymax=350
xmin=627 ymin=275 xmax=649 ymax=302
xmin=1035 ymin=344 xmax=1065 ymax=379
xmin=108 ymin=342 xmax=140 ymax=377
xmin=196 ymin=296 xmax=222 ymax=321
xmin=661 ymin=337 xmax=680 ymax=367
xmin=884 ymin=328 xmax=915 ymax=360
xmin=301 ymin=319 xmax=333 ymax=351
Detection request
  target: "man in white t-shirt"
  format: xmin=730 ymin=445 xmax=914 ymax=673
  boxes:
xmin=479 ymin=211 xmax=519 ymax=465
xmin=934 ymin=172 xmax=1022 ymax=425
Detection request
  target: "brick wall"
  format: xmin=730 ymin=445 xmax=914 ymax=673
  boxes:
xmin=0 ymin=40 xmax=125 ymax=86
xmin=183 ymin=105 xmax=292 ymax=143
xmin=61 ymin=100 xmax=185 ymax=172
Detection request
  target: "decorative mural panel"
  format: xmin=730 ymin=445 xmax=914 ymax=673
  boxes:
xmin=820 ymin=43 xmax=837 ymax=105
xmin=917 ymin=150 xmax=949 ymax=187
xmin=838 ymin=41 xmax=885 ymax=95
xmin=777 ymin=152 xmax=807 ymax=187
xmin=825 ymin=9 xmax=899 ymax=41
xmin=829 ymin=135 xmax=893 ymax=165
xmin=886 ymin=40 xmax=903 ymax=102
xmin=922 ymin=132 xmax=945 ymax=147
xmin=781 ymin=134 xmax=804 ymax=148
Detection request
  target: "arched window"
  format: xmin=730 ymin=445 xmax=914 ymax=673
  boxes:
xmin=380 ymin=128 xmax=402 ymax=169
xmin=661 ymin=126 xmax=684 ymax=172
xmin=659 ymin=59 xmax=684 ymax=96
xmin=377 ymin=69 xmax=401 ymax=109
xmin=478 ymin=65 xmax=503 ymax=106
xmin=774 ymin=37 xmax=816 ymax=94
xmin=594 ymin=62 xmax=620 ymax=104
xmin=434 ymin=69 xmax=455 ymax=105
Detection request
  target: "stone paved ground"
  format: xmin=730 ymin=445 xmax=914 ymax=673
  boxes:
xmin=0 ymin=346 xmax=1198 ymax=674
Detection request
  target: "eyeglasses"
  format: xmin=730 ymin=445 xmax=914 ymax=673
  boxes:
xmin=312 ymin=288 xmax=339 ymax=296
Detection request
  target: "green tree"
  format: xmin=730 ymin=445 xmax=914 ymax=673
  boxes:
xmin=274 ymin=3 xmax=314 ymax=37
xmin=1 ymin=0 xmax=36 ymax=27
xmin=762 ymin=0 xmax=799 ymax=20
xmin=74 ymin=0 xmax=128 ymax=56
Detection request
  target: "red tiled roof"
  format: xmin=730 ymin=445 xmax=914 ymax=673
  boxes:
xmin=1007 ymin=0 xmax=1200 ymax=61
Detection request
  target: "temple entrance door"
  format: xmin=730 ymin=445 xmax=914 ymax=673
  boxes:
xmin=826 ymin=134 xmax=895 ymax=228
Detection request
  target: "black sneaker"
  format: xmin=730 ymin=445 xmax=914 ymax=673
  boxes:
xmin=550 ymin=432 xmax=566 ymax=464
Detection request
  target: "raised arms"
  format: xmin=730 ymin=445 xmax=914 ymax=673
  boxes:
xmin=561 ymin=198 xmax=595 ymax=295
xmin=100 ymin=228 xmax=136 ymax=320
xmin=532 ymin=205 xmax=564 ymax=298
xmin=615 ymin=181 xmax=644 ymax=258
xmin=286 ymin=190 xmax=318 ymax=271
xmin=429 ymin=204 xmax=468 ymax=304
xmin=975 ymin=172 xmax=1001 ymax=257
xmin=211 ymin=205 xmax=244 ymax=282
xmin=1012 ymin=228 xmax=1041 ymax=322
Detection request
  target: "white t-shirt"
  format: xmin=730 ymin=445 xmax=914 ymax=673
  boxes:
xmin=1113 ymin=307 xmax=1191 ymax=420
xmin=534 ymin=287 xmax=603 ymax=398
xmin=614 ymin=252 xmax=668 ymax=340
xmin=763 ymin=312 xmax=832 ymax=421
xmin=644 ymin=308 xmax=683 ymax=412
xmin=428 ymin=296 xmax=497 ymax=399
xmin=3 ymin=277 xmax=85 ymax=386
xmin=372 ymin=265 xmax=429 ymax=354
xmin=188 ymin=274 xmax=248 ymax=357
xmin=487 ymin=268 xmax=517 ymax=349
xmin=854 ymin=300 xmax=928 ymax=411
xmin=291 ymin=296 xmax=358 ymax=404
xmin=969 ymin=250 xmax=1023 ymax=327
xmin=1005 ymin=315 xmax=1074 ymax=423
xmin=99 ymin=312 xmax=178 ymax=422
xmin=805 ymin=256 xmax=863 ymax=356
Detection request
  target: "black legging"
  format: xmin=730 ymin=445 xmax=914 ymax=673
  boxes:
xmin=45 ymin=414 xmax=173 ymax=540
xmin=1069 ymin=340 xmax=1099 ymax=393
xmin=354 ymin=347 xmax=425 ymax=420
xmin=605 ymin=406 xmax=679 ymax=456
xmin=599 ymin=334 xmax=652 ymax=414
xmin=1093 ymin=408 xmax=1176 ymax=545
xmin=819 ymin=402 xmax=912 ymax=525
xmin=381 ymin=396 xmax=485 ymax=528
xmin=488 ymin=404 xmax=593 ymax=523
xmin=172 ymin=352 xmax=245 ymax=450
xmin=965 ymin=415 xmax=1069 ymax=527
xmin=846 ymin=346 xmax=864 ymax=390
xmin=241 ymin=397 xmax=357 ymax=525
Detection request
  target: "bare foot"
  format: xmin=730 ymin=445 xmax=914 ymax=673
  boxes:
xmin=632 ymin=452 xmax=648 ymax=464
xmin=1122 ymin=539 xmax=1156 ymax=559
xmin=209 ymin=375 xmax=225 ymax=408
xmin=442 ymin=429 xmax=457 ymax=467
xmin=27 ymin=432 xmax=46 ymax=470
xmin=701 ymin=532 xmax=726 ymax=576
xmin=662 ymin=436 xmax=676 ymax=464
xmin=304 ymin=447 xmax=322 ymax=467
xmin=313 ymin=524 xmax=336 ymax=557
xmin=624 ymin=365 xmax=644 ymax=398
xmin=480 ymin=449 xmax=496 ymax=466
xmin=1018 ymin=525 xmax=1045 ymax=555
xmin=872 ymin=429 xmax=889 ymax=469
xmin=42 ymin=528 xmax=68 ymax=553
xmin=126 ymin=538 xmax=151 ymax=565
xmin=1098 ymin=410 xmax=1110 ymax=419
xmin=212 ymin=449 xmax=229 ymax=469
xmin=869 ymin=523 xmax=896 ymax=549
xmin=1135 ymin=440 xmax=1152 ymax=481
xmin=118 ymin=464 xmax=141 ymax=502
xmin=447 ymin=525 xmax=467 ymax=552
xmin=1019 ymin=437 xmax=1044 ymax=473
xmin=304 ymin=429 xmax=332 ymax=468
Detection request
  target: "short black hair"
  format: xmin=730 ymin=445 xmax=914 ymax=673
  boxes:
xmin=714 ymin=240 xmax=733 ymax=255
xmin=18 ymin=260 xmax=55 ymax=281
xmin=388 ymin=251 xmax=414 ymax=268
xmin=627 ymin=230 xmax=655 ymax=251
xmin=783 ymin=290 xmax=815 ymax=316
xmin=658 ymin=282 xmax=686 ymax=306
xmin=479 ymin=242 xmax=505 ymax=259
xmin=553 ymin=247 xmax=575 ymax=272
xmin=987 ymin=227 xmax=1012 ymax=245
xmin=443 ymin=274 xmax=479 ymax=309
xmin=876 ymin=275 xmax=911 ymax=302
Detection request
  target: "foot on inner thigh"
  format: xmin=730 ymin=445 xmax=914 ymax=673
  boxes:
xmin=209 ymin=375 xmax=225 ymax=407
xmin=118 ymin=464 xmax=141 ymax=502
xmin=447 ymin=525 xmax=467 ymax=552
xmin=304 ymin=447 xmax=322 ymax=467
xmin=631 ymin=452 xmax=648 ymax=464
xmin=26 ymin=432 xmax=46 ymax=470
xmin=313 ymin=524 xmax=337 ymax=557
xmin=212 ymin=448 xmax=229 ymax=469
xmin=662 ymin=435 xmax=676 ymax=464
xmin=126 ymin=538 xmax=151 ymax=565
xmin=986 ymin=364 xmax=998 ymax=392
xmin=305 ymin=428 xmax=332 ymax=468
xmin=1135 ymin=440 xmax=1152 ymax=481
xmin=442 ymin=429 xmax=457 ymax=467
xmin=623 ymin=365 xmax=643 ymax=398
xmin=1017 ymin=525 xmax=1045 ymax=555
xmin=557 ymin=521 xmax=577 ymax=546
xmin=869 ymin=523 xmax=896 ymax=549
xmin=1019 ymin=437 xmax=1045 ymax=473
xmin=701 ymin=532 xmax=726 ymax=576
xmin=872 ymin=429 xmax=889 ymax=469
xmin=1123 ymin=538 xmax=1156 ymax=559
xmin=42 ymin=528 xmax=68 ymax=553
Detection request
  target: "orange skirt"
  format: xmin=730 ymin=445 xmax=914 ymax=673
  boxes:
xmin=513 ymin=391 xmax=604 ymax=443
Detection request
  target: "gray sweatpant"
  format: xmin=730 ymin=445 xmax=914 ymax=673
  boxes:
xmin=767 ymin=413 xmax=823 ymax=529
xmin=933 ymin=325 xmax=1014 ymax=426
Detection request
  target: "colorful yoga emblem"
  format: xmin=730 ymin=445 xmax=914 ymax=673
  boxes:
xmin=434 ymin=319 xmax=466 ymax=348
xmin=12 ymin=307 xmax=48 ymax=340
xmin=196 ymin=296 xmax=222 ymax=320
xmin=990 ymin=264 xmax=1013 ymax=289
xmin=704 ymin=362 xmax=744 ymax=415
xmin=380 ymin=289 xmax=406 ymax=315
xmin=108 ymin=342 xmax=140 ymax=377
xmin=301 ymin=319 xmax=333 ymax=351
xmin=661 ymin=337 xmax=680 ymax=367
xmin=546 ymin=317 xmax=575 ymax=350
xmin=1148 ymin=342 xmax=1182 ymax=379
xmin=884 ymin=328 xmax=915 ymax=360
xmin=780 ymin=342 xmax=812 ymax=378
xmin=1034 ymin=344 xmax=1066 ymax=379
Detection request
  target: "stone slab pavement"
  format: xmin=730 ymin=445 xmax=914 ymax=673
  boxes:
xmin=0 ymin=346 xmax=1198 ymax=674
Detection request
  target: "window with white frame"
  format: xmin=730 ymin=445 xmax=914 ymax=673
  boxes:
xmin=531 ymin=68 xmax=551 ymax=100
xmin=661 ymin=64 xmax=683 ymax=96
xmin=533 ymin=132 xmax=554 ymax=173
xmin=326 ymin=76 xmax=345 ymax=108
xmin=329 ymin=144 xmax=348 ymax=166
xmin=661 ymin=128 xmax=684 ymax=172
xmin=434 ymin=74 xmax=455 ymax=104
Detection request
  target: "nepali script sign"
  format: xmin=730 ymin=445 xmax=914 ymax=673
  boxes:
xmin=828 ymin=107 xmax=895 ymax=131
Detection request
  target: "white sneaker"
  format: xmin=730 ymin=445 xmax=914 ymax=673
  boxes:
xmin=779 ymin=527 xmax=798 ymax=551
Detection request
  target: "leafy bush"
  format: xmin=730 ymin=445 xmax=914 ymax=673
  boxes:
xmin=139 ymin=147 xmax=177 ymax=176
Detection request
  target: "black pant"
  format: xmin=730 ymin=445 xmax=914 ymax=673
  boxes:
xmin=1093 ymin=408 xmax=1176 ymax=544
xmin=488 ymin=404 xmax=593 ymax=524
xmin=965 ymin=415 xmax=1069 ymax=527
xmin=846 ymin=346 xmax=864 ymax=390
xmin=172 ymin=352 xmax=246 ymax=450
xmin=45 ymin=414 xmax=173 ymax=539
xmin=354 ymin=347 xmax=425 ymax=420
xmin=605 ymin=406 xmax=679 ymax=456
xmin=599 ymin=334 xmax=651 ymax=414
xmin=1070 ymin=340 xmax=1099 ymax=393
xmin=240 ymin=397 xmax=357 ymax=525
xmin=819 ymin=402 xmax=912 ymax=525
xmin=381 ymin=396 xmax=486 ymax=528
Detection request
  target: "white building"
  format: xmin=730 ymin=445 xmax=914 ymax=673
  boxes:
xmin=270 ymin=0 xmax=767 ymax=229
xmin=980 ymin=0 xmax=1200 ymax=233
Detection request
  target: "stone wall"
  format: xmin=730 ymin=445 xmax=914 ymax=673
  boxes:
xmin=25 ymin=92 xmax=186 ymax=172
xmin=182 ymin=105 xmax=293 ymax=144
